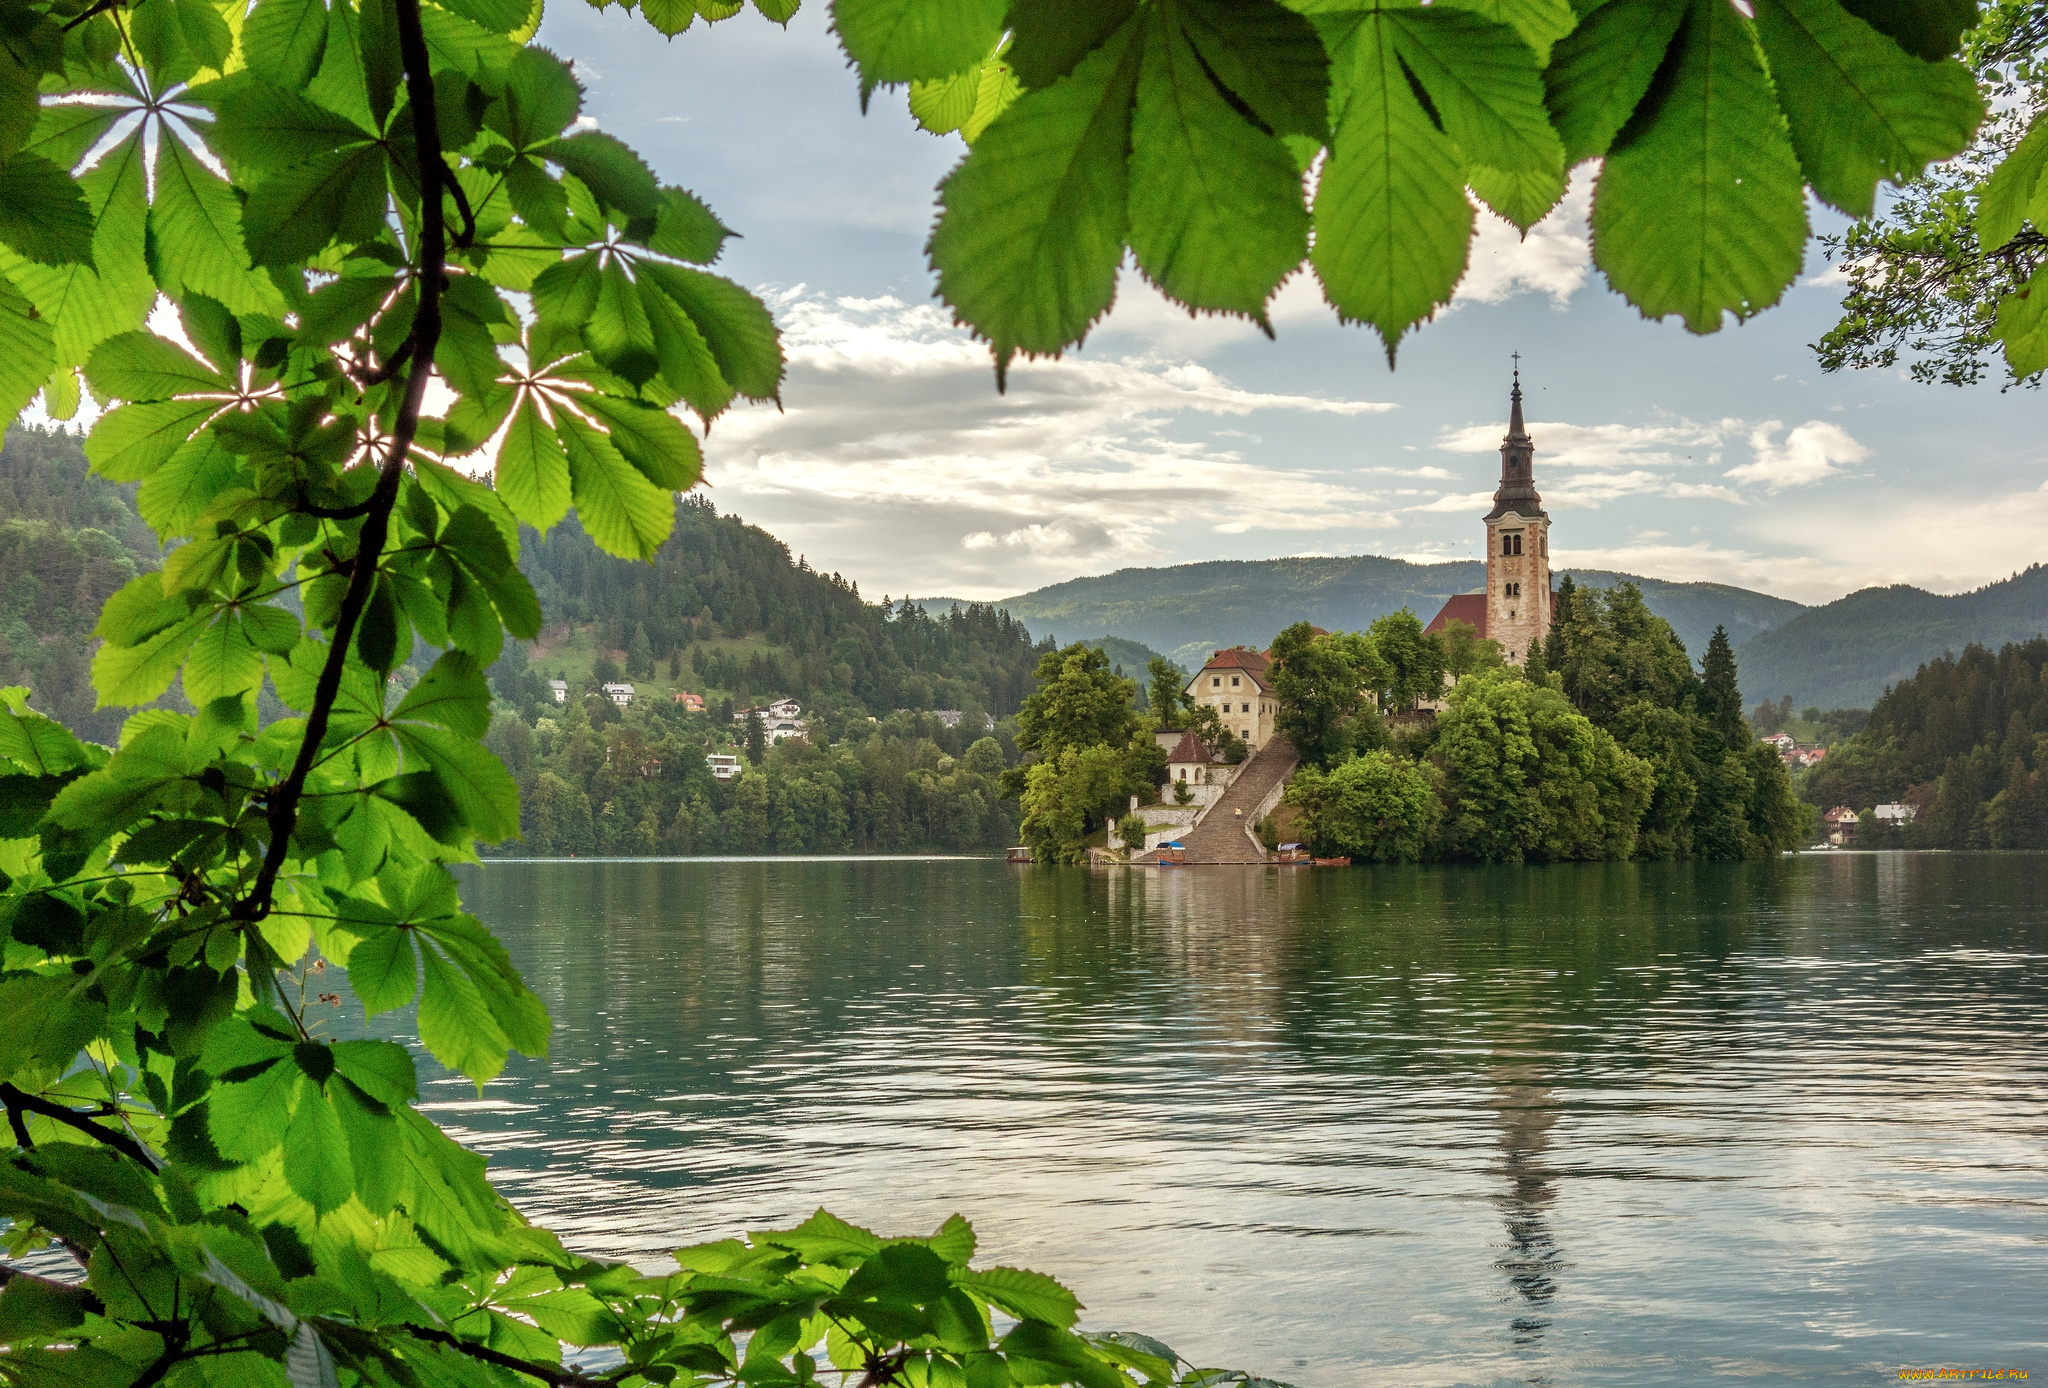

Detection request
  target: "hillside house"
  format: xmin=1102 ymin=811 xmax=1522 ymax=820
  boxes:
xmin=1187 ymin=647 xmax=1276 ymax=751
xmin=548 ymin=679 xmax=567 ymax=704
xmin=1761 ymin=732 xmax=1796 ymax=753
xmin=674 ymin=691 xmax=705 ymax=712
xmin=763 ymin=718 xmax=807 ymax=747
xmin=1874 ymin=802 xmax=1917 ymax=827
xmin=933 ymin=709 xmax=996 ymax=731
xmin=602 ymin=682 xmax=635 ymax=707
xmin=707 ymin=753 xmax=742 ymax=780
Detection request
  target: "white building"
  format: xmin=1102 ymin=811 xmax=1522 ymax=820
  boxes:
xmin=602 ymin=682 xmax=634 ymax=707
xmin=1874 ymin=802 xmax=1917 ymax=825
xmin=707 ymin=754 xmax=742 ymax=780
xmin=548 ymin=679 xmax=568 ymax=704
xmin=762 ymin=718 xmax=807 ymax=746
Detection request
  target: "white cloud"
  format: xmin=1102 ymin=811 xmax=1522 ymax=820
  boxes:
xmin=1430 ymin=413 xmax=1744 ymax=508
xmin=700 ymin=290 xmax=1407 ymax=597
xmin=1724 ymin=420 xmax=1870 ymax=490
xmin=1455 ymin=172 xmax=1594 ymax=309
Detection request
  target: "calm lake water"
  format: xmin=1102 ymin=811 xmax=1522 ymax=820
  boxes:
xmin=413 ymin=855 xmax=2047 ymax=1386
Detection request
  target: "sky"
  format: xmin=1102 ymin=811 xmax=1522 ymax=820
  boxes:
xmin=117 ymin=4 xmax=2048 ymax=608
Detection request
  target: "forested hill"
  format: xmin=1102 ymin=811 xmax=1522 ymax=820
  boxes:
xmin=1801 ymin=639 xmax=2048 ymax=848
xmin=974 ymin=557 xmax=1807 ymax=673
xmin=0 ymin=425 xmax=159 ymax=741
xmin=1736 ymin=567 xmax=2048 ymax=710
xmin=519 ymin=497 xmax=1059 ymax=719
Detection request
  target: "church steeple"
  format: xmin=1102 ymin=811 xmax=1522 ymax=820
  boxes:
xmin=1487 ymin=359 xmax=1544 ymax=522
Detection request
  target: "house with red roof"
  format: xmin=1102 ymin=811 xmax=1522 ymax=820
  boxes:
xmin=1185 ymin=646 xmax=1278 ymax=752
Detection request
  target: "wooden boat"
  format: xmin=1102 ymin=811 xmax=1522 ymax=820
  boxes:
xmin=1006 ymin=846 xmax=1032 ymax=863
xmin=1157 ymin=842 xmax=1187 ymax=865
xmin=1312 ymin=856 xmax=1352 ymax=867
xmin=1275 ymin=843 xmax=1311 ymax=864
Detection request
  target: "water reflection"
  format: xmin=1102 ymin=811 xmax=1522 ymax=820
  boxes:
xmin=367 ymin=854 xmax=2048 ymax=1386
xmin=1489 ymin=1050 xmax=1561 ymax=1349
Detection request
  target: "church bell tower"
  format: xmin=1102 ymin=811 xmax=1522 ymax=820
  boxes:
xmin=1485 ymin=363 xmax=1550 ymax=665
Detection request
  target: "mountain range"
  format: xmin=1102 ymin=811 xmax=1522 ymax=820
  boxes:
xmin=922 ymin=556 xmax=2048 ymax=712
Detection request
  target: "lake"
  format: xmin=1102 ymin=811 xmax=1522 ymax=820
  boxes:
xmin=418 ymin=854 xmax=2047 ymax=1386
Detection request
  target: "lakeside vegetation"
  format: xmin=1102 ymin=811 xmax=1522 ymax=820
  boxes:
xmin=1803 ymin=637 xmax=2048 ymax=848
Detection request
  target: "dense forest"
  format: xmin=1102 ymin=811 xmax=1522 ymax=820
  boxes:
xmin=0 ymin=425 xmax=161 ymax=741
xmin=1802 ymin=639 xmax=2048 ymax=848
xmin=520 ymin=497 xmax=1055 ymax=721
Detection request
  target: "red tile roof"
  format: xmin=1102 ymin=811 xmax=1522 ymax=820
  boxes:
xmin=1167 ymin=730 xmax=1214 ymax=763
xmin=1195 ymin=646 xmax=1273 ymax=693
xmin=1424 ymin=593 xmax=1489 ymax=638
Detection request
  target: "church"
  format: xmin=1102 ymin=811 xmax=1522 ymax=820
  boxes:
xmin=1424 ymin=368 xmax=1553 ymax=664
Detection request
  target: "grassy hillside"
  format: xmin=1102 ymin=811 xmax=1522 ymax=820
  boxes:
xmin=1738 ymin=566 xmax=2048 ymax=709
xmin=988 ymin=556 xmax=1806 ymax=672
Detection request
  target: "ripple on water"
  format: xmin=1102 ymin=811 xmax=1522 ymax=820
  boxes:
xmin=337 ymin=854 xmax=2048 ymax=1386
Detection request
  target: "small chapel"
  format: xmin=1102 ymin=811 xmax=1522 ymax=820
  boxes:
xmin=1424 ymin=367 xmax=1553 ymax=664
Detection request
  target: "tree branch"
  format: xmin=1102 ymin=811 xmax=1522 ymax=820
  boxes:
xmin=442 ymin=159 xmax=477 ymax=248
xmin=234 ymin=0 xmax=452 ymax=924
xmin=0 ymin=1083 xmax=161 ymax=1170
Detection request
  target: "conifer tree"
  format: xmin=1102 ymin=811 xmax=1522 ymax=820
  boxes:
xmin=1700 ymin=626 xmax=1748 ymax=750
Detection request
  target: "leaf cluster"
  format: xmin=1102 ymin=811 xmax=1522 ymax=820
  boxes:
xmin=833 ymin=0 xmax=1986 ymax=373
xmin=0 ymin=2 xmax=1238 ymax=1385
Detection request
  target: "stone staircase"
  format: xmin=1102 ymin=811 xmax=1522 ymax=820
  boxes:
xmin=1133 ymin=738 xmax=1298 ymax=865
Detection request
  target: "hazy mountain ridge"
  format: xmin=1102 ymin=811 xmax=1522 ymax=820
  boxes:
xmin=940 ymin=556 xmax=1808 ymax=674
xmin=1736 ymin=566 xmax=2048 ymax=710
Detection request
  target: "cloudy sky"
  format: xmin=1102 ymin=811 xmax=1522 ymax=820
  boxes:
xmin=547 ymin=5 xmax=2043 ymax=606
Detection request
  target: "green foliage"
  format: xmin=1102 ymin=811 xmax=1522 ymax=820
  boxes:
xmin=0 ymin=2 xmax=1228 ymax=1384
xmin=1816 ymin=0 xmax=2045 ymax=386
xmin=1435 ymin=670 xmax=1654 ymax=862
xmin=1144 ymin=655 xmax=1189 ymax=731
xmin=525 ymin=501 xmax=1054 ymax=720
xmin=1365 ymin=609 xmax=1445 ymax=714
xmin=1803 ymin=636 xmax=2048 ymax=848
xmin=1013 ymin=644 xmax=1143 ymax=766
xmin=1283 ymin=750 xmax=1441 ymax=862
xmin=1544 ymin=580 xmax=1803 ymax=858
xmin=1116 ymin=810 xmax=1148 ymax=851
xmin=1435 ymin=618 xmax=1504 ymax=680
xmin=852 ymin=0 xmax=1984 ymax=373
xmin=1267 ymin=621 xmax=1385 ymax=769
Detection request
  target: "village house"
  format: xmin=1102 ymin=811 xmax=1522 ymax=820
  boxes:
xmin=1424 ymin=367 xmax=1555 ymax=665
xmin=933 ymin=710 xmax=996 ymax=731
xmin=548 ymin=679 xmax=568 ymax=704
xmin=1824 ymin=805 xmax=1859 ymax=846
xmin=1165 ymin=730 xmax=1224 ymax=789
xmin=1874 ymin=802 xmax=1917 ymax=828
xmin=602 ymin=682 xmax=635 ymax=707
xmin=673 ymin=691 xmax=706 ymax=712
xmin=1186 ymin=647 xmax=1277 ymax=751
xmin=763 ymin=720 xmax=806 ymax=746
xmin=706 ymin=753 xmax=742 ymax=781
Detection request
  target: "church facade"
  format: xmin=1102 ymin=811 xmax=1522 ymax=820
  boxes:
xmin=1424 ymin=370 xmax=1554 ymax=664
